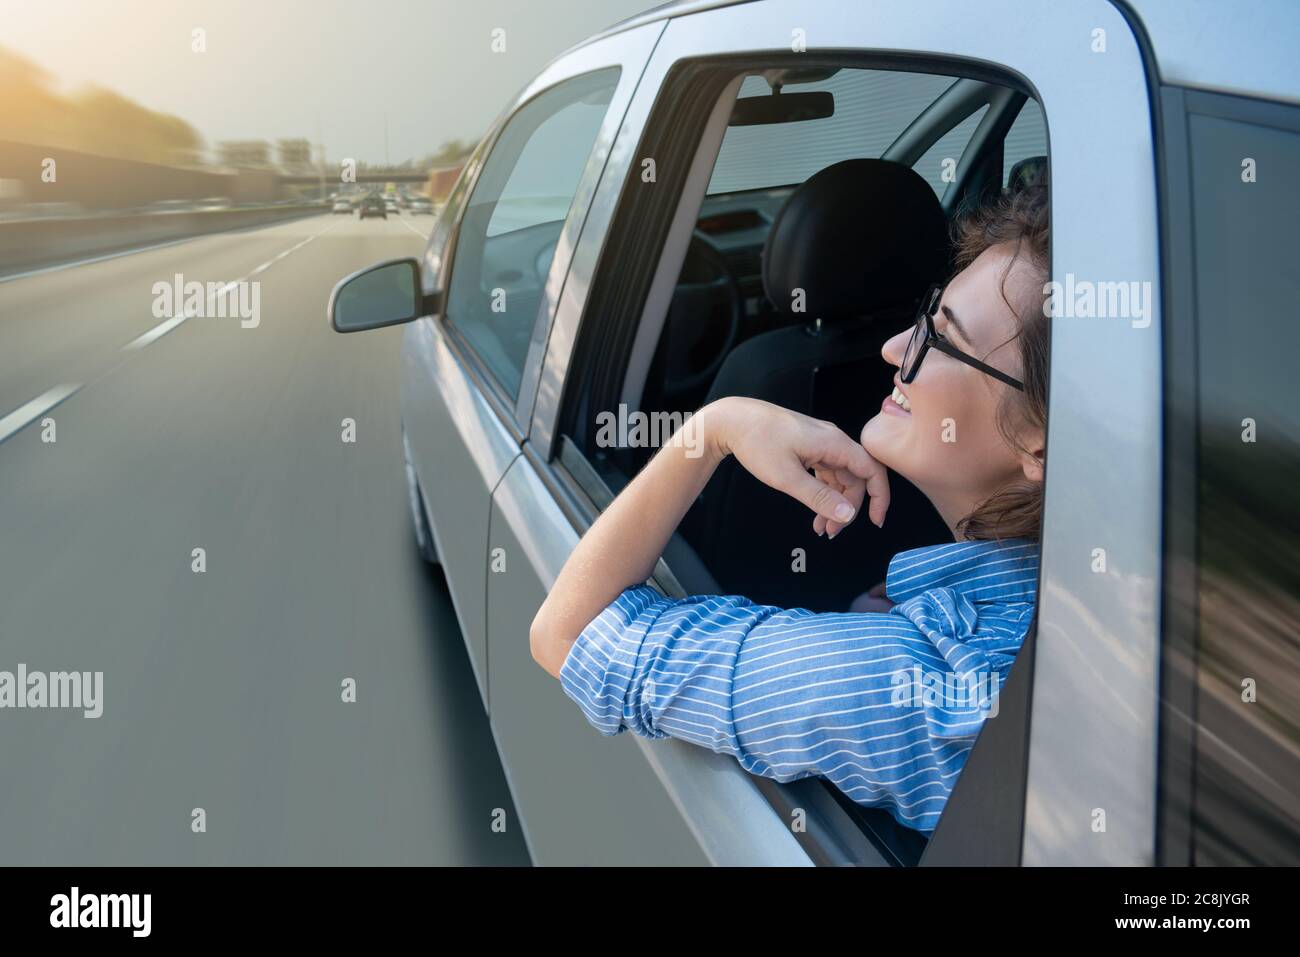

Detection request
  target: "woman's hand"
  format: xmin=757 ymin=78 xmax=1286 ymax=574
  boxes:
xmin=532 ymin=397 xmax=889 ymax=679
xmin=849 ymin=580 xmax=895 ymax=613
xmin=708 ymin=397 xmax=890 ymax=537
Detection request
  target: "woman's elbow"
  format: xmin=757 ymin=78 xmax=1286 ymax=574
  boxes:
xmin=529 ymin=605 xmax=563 ymax=679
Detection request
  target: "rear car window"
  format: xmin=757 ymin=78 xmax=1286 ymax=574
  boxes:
xmin=1001 ymin=98 xmax=1047 ymax=186
xmin=445 ymin=68 xmax=620 ymax=400
xmin=1186 ymin=105 xmax=1300 ymax=865
xmin=707 ymin=70 xmax=960 ymax=195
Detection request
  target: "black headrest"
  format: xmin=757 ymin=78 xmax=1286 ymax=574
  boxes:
xmin=762 ymin=158 xmax=949 ymax=321
xmin=1007 ymin=155 xmax=1048 ymax=192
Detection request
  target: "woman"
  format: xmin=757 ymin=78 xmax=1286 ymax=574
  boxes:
xmin=531 ymin=184 xmax=1049 ymax=835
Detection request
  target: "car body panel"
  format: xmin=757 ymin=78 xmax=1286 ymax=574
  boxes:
xmin=401 ymin=319 xmax=518 ymax=706
xmin=1122 ymin=0 xmax=1300 ymax=105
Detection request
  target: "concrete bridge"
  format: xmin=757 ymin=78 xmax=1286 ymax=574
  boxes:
xmin=278 ymin=170 xmax=433 ymax=186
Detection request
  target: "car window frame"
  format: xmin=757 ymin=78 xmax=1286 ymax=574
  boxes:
xmin=535 ymin=49 xmax=1046 ymax=867
xmin=426 ymin=22 xmax=666 ymax=437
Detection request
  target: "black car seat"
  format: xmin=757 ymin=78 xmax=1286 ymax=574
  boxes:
xmin=689 ymin=158 xmax=953 ymax=611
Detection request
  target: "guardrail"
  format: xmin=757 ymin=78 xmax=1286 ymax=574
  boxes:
xmin=0 ymin=204 xmax=327 ymax=275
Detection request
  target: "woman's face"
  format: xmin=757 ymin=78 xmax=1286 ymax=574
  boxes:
xmin=860 ymin=242 xmax=1044 ymax=535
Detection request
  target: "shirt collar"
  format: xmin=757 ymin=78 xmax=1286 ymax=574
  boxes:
xmin=885 ymin=538 xmax=1040 ymax=604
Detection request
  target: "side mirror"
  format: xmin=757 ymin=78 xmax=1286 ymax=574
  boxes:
xmin=328 ymin=258 xmax=440 ymax=333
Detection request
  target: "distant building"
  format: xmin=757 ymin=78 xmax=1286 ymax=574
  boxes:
xmin=168 ymin=147 xmax=205 ymax=169
xmin=276 ymin=138 xmax=313 ymax=173
xmin=426 ymin=163 xmax=465 ymax=200
xmin=217 ymin=140 xmax=272 ymax=170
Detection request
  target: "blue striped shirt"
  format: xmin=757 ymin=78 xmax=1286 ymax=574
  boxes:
xmin=559 ymin=538 xmax=1039 ymax=834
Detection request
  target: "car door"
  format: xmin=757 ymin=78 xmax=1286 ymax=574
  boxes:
xmin=1153 ymin=61 xmax=1300 ymax=863
xmin=492 ymin=0 xmax=1163 ymax=866
xmin=402 ymin=27 xmax=656 ymax=708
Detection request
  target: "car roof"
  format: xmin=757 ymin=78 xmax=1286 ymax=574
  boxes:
xmin=1122 ymin=0 xmax=1299 ymax=105
xmin=557 ymin=0 xmax=748 ymax=60
xmin=570 ymin=0 xmax=1297 ymax=106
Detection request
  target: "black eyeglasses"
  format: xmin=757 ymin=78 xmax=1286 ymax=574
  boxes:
xmin=900 ymin=284 xmax=1025 ymax=391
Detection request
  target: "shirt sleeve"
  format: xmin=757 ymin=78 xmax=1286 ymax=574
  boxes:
xmin=558 ymin=585 xmax=1009 ymax=834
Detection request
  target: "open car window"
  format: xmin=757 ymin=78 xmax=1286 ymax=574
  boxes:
xmin=551 ymin=54 xmax=1048 ymax=865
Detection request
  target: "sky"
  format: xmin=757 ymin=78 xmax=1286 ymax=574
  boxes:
xmin=0 ymin=0 xmax=663 ymax=165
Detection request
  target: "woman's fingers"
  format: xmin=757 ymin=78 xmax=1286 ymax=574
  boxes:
xmin=813 ymin=466 xmax=866 ymax=538
xmin=723 ymin=399 xmax=891 ymax=529
xmin=804 ymin=426 xmax=891 ymax=528
xmin=812 ymin=468 xmax=842 ymax=536
xmin=862 ymin=463 xmax=890 ymax=528
xmin=831 ymin=469 xmax=867 ymax=537
xmin=783 ymin=463 xmax=862 ymax=527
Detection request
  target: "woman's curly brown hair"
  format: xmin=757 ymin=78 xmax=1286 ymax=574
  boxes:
xmin=950 ymin=182 xmax=1050 ymax=541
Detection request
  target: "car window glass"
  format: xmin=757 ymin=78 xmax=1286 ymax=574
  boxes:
xmin=1187 ymin=108 xmax=1300 ymax=864
xmin=446 ymin=67 xmax=620 ymax=400
xmin=706 ymin=70 xmax=956 ymax=194
xmin=424 ymin=150 xmax=480 ymax=292
xmin=1001 ymin=98 xmax=1047 ymax=186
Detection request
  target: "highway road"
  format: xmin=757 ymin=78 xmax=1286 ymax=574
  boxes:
xmin=0 ymin=212 xmax=532 ymax=865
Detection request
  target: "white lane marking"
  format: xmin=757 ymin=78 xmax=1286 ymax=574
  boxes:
xmin=0 ymin=384 xmax=82 ymax=444
xmin=117 ymin=220 xmax=340 ymax=354
xmin=121 ymin=311 xmax=191 ymax=351
xmin=400 ymin=219 xmax=427 ymax=239
xmin=0 ymin=217 xmax=346 ymax=442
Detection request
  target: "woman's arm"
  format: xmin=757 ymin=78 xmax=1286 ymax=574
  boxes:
xmin=529 ymin=396 xmax=890 ymax=677
xmin=559 ymin=589 xmax=1012 ymax=835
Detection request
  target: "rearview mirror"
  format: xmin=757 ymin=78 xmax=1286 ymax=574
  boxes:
xmin=729 ymin=90 xmax=834 ymax=127
xmin=329 ymin=258 xmax=431 ymax=333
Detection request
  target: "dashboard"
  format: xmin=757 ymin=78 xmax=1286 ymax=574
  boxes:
xmin=694 ymin=187 xmax=793 ymax=318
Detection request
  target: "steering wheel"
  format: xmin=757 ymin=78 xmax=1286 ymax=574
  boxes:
xmin=661 ymin=231 xmax=745 ymax=396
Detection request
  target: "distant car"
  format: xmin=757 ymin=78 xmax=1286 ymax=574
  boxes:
xmin=385 ymin=197 xmax=400 ymax=214
xmin=358 ymin=195 xmax=387 ymax=220
xmin=332 ymin=199 xmax=352 ymax=214
xmin=408 ymin=197 xmax=434 ymax=215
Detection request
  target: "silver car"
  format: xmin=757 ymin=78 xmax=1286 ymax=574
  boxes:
xmin=328 ymin=0 xmax=1300 ymax=865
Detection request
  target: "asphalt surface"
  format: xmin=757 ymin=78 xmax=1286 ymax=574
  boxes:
xmin=0 ymin=212 xmax=531 ymax=865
